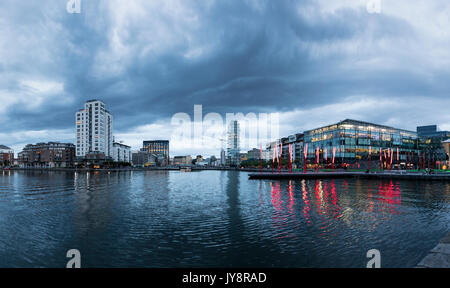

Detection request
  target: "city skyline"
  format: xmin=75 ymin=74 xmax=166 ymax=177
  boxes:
xmin=1 ymin=1 xmax=450 ymax=156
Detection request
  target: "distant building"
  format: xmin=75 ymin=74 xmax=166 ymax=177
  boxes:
xmin=209 ymin=156 xmax=218 ymax=166
xmin=113 ymin=142 xmax=132 ymax=163
xmin=240 ymin=153 xmax=248 ymax=162
xmin=282 ymin=134 xmax=304 ymax=163
xmin=247 ymin=148 xmax=270 ymax=161
xmin=266 ymin=140 xmax=279 ymax=162
xmin=18 ymin=142 xmax=75 ymax=168
xmin=173 ymin=156 xmax=192 ymax=165
xmin=76 ymin=100 xmax=113 ymax=158
xmin=417 ymin=125 xmax=450 ymax=163
xmin=227 ymin=120 xmax=240 ymax=165
xmin=143 ymin=140 xmax=169 ymax=163
xmin=132 ymin=150 xmax=152 ymax=167
xmin=195 ymin=155 xmax=204 ymax=163
xmin=196 ymin=160 xmax=209 ymax=166
xmin=247 ymin=148 xmax=260 ymax=160
xmin=220 ymin=149 xmax=226 ymax=166
xmin=0 ymin=145 xmax=14 ymax=166
xmin=417 ymin=125 xmax=450 ymax=139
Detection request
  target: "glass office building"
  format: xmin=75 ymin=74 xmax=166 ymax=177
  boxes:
xmin=143 ymin=140 xmax=170 ymax=162
xmin=303 ymin=119 xmax=419 ymax=167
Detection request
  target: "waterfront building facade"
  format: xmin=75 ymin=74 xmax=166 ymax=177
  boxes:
xmin=18 ymin=142 xmax=75 ymax=168
xmin=220 ymin=149 xmax=226 ymax=166
xmin=417 ymin=125 xmax=450 ymax=165
xmin=113 ymin=142 xmax=132 ymax=163
xmin=132 ymin=150 xmax=152 ymax=167
xmin=143 ymin=140 xmax=169 ymax=163
xmin=303 ymin=119 xmax=419 ymax=168
xmin=208 ymin=156 xmax=219 ymax=166
xmin=247 ymin=148 xmax=261 ymax=160
xmin=281 ymin=134 xmax=304 ymax=164
xmin=76 ymin=100 xmax=113 ymax=158
xmin=417 ymin=125 xmax=450 ymax=139
xmin=0 ymin=145 xmax=14 ymax=166
xmin=266 ymin=140 xmax=279 ymax=162
xmin=173 ymin=155 xmax=192 ymax=165
xmin=227 ymin=120 xmax=240 ymax=165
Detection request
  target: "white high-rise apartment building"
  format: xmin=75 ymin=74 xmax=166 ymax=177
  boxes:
xmin=76 ymin=100 xmax=113 ymax=157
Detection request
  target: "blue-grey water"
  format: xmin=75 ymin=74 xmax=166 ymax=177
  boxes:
xmin=0 ymin=170 xmax=449 ymax=268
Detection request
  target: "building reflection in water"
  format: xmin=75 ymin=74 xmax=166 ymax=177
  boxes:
xmin=287 ymin=181 xmax=295 ymax=215
xmin=377 ymin=180 xmax=402 ymax=215
xmin=314 ymin=180 xmax=324 ymax=215
xmin=268 ymin=178 xmax=404 ymax=239
xmin=270 ymin=182 xmax=283 ymax=212
xmin=301 ymin=180 xmax=311 ymax=225
xmin=270 ymin=181 xmax=287 ymax=239
xmin=330 ymin=180 xmax=341 ymax=218
xmin=73 ymin=171 xmax=118 ymax=239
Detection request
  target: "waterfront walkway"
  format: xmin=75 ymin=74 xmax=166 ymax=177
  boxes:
xmin=417 ymin=233 xmax=450 ymax=268
xmin=248 ymin=171 xmax=450 ymax=181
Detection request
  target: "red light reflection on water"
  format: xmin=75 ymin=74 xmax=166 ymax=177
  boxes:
xmin=265 ymin=177 xmax=405 ymax=247
xmin=314 ymin=180 xmax=323 ymax=214
xmin=327 ymin=179 xmax=342 ymax=219
xmin=377 ymin=180 xmax=402 ymax=215
xmin=271 ymin=182 xmax=283 ymax=212
xmin=270 ymin=181 xmax=291 ymax=239
xmin=287 ymin=181 xmax=295 ymax=215
xmin=302 ymin=180 xmax=311 ymax=225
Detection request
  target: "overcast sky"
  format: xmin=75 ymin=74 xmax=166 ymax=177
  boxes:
xmin=1 ymin=0 xmax=449 ymax=157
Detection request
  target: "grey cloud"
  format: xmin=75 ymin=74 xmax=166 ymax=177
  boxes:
xmin=0 ymin=0 xmax=449 ymax=147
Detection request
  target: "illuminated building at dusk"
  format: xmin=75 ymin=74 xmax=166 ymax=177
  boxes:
xmin=303 ymin=119 xmax=420 ymax=167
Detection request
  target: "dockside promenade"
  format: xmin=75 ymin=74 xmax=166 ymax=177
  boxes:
xmin=417 ymin=233 xmax=450 ymax=268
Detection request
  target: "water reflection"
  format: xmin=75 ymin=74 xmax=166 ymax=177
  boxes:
xmin=377 ymin=181 xmax=402 ymax=215
xmin=268 ymin=179 xmax=407 ymax=227
xmin=287 ymin=181 xmax=295 ymax=215
xmin=301 ymin=180 xmax=311 ymax=225
xmin=0 ymin=171 xmax=449 ymax=268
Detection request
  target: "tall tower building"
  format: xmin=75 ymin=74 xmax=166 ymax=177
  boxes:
xmin=227 ymin=120 xmax=240 ymax=165
xmin=76 ymin=100 xmax=113 ymax=157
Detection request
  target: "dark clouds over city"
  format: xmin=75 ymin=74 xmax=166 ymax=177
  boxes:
xmin=0 ymin=0 xmax=449 ymax=155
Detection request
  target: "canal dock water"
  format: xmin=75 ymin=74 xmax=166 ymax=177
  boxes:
xmin=248 ymin=171 xmax=450 ymax=181
xmin=417 ymin=233 xmax=450 ymax=268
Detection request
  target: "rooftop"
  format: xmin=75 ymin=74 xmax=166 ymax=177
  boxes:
xmin=305 ymin=119 xmax=417 ymax=134
xmin=113 ymin=142 xmax=131 ymax=148
xmin=0 ymin=145 xmax=12 ymax=150
xmin=143 ymin=140 xmax=169 ymax=143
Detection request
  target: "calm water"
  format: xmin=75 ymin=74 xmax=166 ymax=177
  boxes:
xmin=0 ymin=170 xmax=449 ymax=268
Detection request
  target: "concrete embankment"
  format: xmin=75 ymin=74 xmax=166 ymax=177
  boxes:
xmin=248 ymin=171 xmax=450 ymax=181
xmin=417 ymin=233 xmax=450 ymax=268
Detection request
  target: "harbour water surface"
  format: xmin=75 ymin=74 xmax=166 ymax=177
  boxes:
xmin=0 ymin=170 xmax=449 ymax=267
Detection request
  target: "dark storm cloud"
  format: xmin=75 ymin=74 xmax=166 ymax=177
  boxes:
xmin=1 ymin=0 xmax=449 ymax=139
